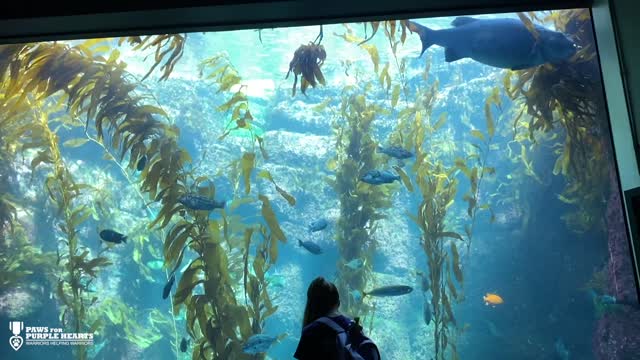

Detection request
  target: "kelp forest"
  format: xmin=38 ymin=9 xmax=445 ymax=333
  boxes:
xmin=0 ymin=7 xmax=635 ymax=360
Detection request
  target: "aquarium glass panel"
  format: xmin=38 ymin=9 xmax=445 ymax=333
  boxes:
xmin=0 ymin=7 xmax=638 ymax=360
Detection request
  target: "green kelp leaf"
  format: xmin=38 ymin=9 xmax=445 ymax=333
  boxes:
xmin=258 ymin=170 xmax=296 ymax=206
xmin=312 ymin=98 xmax=332 ymax=113
xmin=133 ymin=247 xmax=142 ymax=264
xmin=433 ymin=112 xmax=447 ymax=131
xmin=393 ymin=165 xmax=413 ymax=192
xmin=437 ymin=232 xmax=464 ymax=241
xmin=63 ymin=138 xmax=90 ymax=148
xmin=484 ymin=102 xmax=495 ymax=137
xmin=241 ymin=152 xmax=256 ymax=194
xmin=258 ymin=195 xmax=286 ymax=243
xmin=361 ymin=44 xmax=380 ymax=73
xmin=470 ymin=129 xmax=485 ymax=142
xmin=229 ymin=197 xmax=255 ymax=211
xmin=451 ymin=242 xmax=463 ymax=283
xmin=391 ymin=85 xmax=401 ymax=108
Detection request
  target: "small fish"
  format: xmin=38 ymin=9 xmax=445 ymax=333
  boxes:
xmin=600 ymin=294 xmax=617 ymax=305
xmin=483 ymin=293 xmax=504 ymax=306
xmin=298 ymin=239 xmax=323 ymax=255
xmin=377 ymin=145 xmax=413 ymax=160
xmin=363 ymin=285 xmax=413 ymax=297
xmin=407 ymin=16 xmax=577 ymax=70
xmin=423 ymin=299 xmax=433 ymax=325
xmin=242 ymin=334 xmax=284 ymax=355
xmin=136 ymin=155 xmax=147 ymax=171
xmin=180 ymin=337 xmax=189 ymax=352
xmin=345 ymin=258 xmax=364 ymax=271
xmin=99 ymin=229 xmax=127 ymax=244
xmin=360 ymin=170 xmax=401 ymax=185
xmin=178 ymin=194 xmax=225 ymax=211
xmin=308 ymin=218 xmax=328 ymax=233
xmin=162 ymin=273 xmax=176 ymax=299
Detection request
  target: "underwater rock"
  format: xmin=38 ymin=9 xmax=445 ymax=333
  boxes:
xmin=593 ymin=167 xmax=640 ymax=359
xmin=0 ymin=288 xmax=43 ymax=318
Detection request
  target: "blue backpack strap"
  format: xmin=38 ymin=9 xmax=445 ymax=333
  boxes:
xmin=315 ymin=317 xmax=349 ymax=360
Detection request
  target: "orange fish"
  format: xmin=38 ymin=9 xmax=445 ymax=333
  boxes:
xmin=483 ymin=293 xmax=504 ymax=307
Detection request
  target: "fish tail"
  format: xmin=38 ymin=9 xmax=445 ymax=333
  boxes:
xmin=122 ymin=236 xmax=127 ymax=244
xmin=407 ymin=20 xmax=435 ymax=56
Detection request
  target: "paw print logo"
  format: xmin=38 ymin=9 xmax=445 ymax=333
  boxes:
xmin=9 ymin=335 xmax=23 ymax=351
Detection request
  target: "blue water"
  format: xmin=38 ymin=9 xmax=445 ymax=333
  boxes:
xmin=0 ymin=7 xmax=635 ymax=360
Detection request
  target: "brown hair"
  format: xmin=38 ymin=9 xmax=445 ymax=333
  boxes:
xmin=302 ymin=276 xmax=340 ymax=328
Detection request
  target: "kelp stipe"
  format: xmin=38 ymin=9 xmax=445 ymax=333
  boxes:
xmin=27 ymin=103 xmax=111 ymax=360
xmin=327 ymin=83 xmax=393 ymax=318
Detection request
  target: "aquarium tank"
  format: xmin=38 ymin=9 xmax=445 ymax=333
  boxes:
xmin=0 ymin=6 xmax=639 ymax=360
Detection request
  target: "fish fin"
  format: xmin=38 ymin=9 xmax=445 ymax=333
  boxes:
xmin=407 ymin=20 xmax=435 ymax=56
xmin=444 ymin=47 xmax=465 ymax=62
xmin=451 ymin=16 xmax=479 ymax=27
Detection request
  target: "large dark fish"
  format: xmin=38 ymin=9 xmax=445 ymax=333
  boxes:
xmin=99 ymin=229 xmax=127 ymax=244
xmin=363 ymin=285 xmax=413 ymax=297
xmin=308 ymin=218 xmax=328 ymax=233
xmin=180 ymin=337 xmax=189 ymax=352
xmin=377 ymin=145 xmax=413 ymax=160
xmin=407 ymin=16 xmax=577 ymax=70
xmin=178 ymin=194 xmax=225 ymax=211
xmin=162 ymin=273 xmax=175 ymax=299
xmin=360 ymin=170 xmax=401 ymax=185
xmin=298 ymin=239 xmax=323 ymax=255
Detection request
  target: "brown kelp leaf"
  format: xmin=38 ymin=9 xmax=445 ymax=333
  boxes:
xmin=517 ymin=12 xmax=540 ymax=40
xmin=451 ymin=242 xmax=463 ymax=283
xmin=241 ymin=152 xmax=256 ymax=194
xmin=484 ymin=101 xmax=495 ymax=137
xmin=447 ymin=268 xmax=458 ymax=301
xmin=258 ymin=195 xmax=286 ymax=243
xmin=470 ymin=129 xmax=485 ymax=142
xmin=173 ymin=259 xmax=204 ymax=307
xmin=257 ymin=170 xmax=296 ymax=206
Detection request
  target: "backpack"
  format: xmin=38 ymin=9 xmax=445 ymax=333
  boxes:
xmin=314 ymin=316 xmax=381 ymax=360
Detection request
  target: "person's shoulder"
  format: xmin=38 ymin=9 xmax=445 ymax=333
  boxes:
xmin=331 ymin=315 xmax=354 ymax=329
